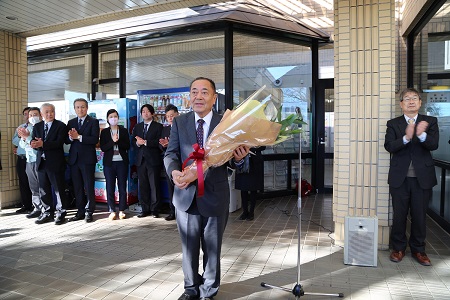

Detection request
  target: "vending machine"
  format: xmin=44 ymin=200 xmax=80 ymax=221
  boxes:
xmin=137 ymin=87 xmax=191 ymax=123
xmin=87 ymin=98 xmax=139 ymax=204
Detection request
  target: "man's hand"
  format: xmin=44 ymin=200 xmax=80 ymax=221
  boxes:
xmin=17 ymin=127 xmax=29 ymax=139
xmin=416 ymin=120 xmax=429 ymax=136
xmin=135 ymin=136 xmax=146 ymax=146
xmin=405 ymin=124 xmax=414 ymax=141
xmin=233 ymin=145 xmax=250 ymax=162
xmin=159 ymin=137 xmax=169 ymax=148
xmin=172 ymin=170 xmax=191 ymax=189
xmin=30 ymin=137 xmax=43 ymax=149
xmin=68 ymin=128 xmax=80 ymax=140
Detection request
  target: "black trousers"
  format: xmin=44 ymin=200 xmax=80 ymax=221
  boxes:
xmin=390 ymin=177 xmax=431 ymax=253
xmin=240 ymin=190 xmax=256 ymax=216
xmin=71 ymin=163 xmax=96 ymax=215
xmin=16 ymin=155 xmax=32 ymax=209
xmin=138 ymin=160 xmax=161 ymax=214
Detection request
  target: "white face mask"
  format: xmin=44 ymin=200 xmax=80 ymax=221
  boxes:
xmin=28 ymin=116 xmax=40 ymax=125
xmin=109 ymin=117 xmax=119 ymax=126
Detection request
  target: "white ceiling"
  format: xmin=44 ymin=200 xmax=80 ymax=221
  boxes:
xmin=0 ymin=0 xmax=333 ymax=37
xmin=6 ymin=0 xmax=333 ymax=102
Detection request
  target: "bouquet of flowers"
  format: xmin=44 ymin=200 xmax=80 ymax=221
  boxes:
xmin=181 ymin=85 xmax=305 ymax=196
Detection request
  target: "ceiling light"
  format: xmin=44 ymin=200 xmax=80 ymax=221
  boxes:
xmin=6 ymin=16 xmax=18 ymax=20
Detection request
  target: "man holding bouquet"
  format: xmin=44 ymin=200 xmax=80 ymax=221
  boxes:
xmin=164 ymin=77 xmax=249 ymax=300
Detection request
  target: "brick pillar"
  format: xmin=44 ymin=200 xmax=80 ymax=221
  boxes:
xmin=0 ymin=31 xmax=28 ymax=209
xmin=333 ymin=0 xmax=396 ymax=249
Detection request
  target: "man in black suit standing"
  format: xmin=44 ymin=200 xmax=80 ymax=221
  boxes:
xmin=66 ymin=98 xmax=100 ymax=223
xmin=159 ymin=104 xmax=179 ymax=221
xmin=164 ymin=77 xmax=249 ymax=300
xmin=31 ymin=103 xmax=68 ymax=225
xmin=132 ymin=104 xmax=163 ymax=218
xmin=385 ymin=88 xmax=439 ymax=266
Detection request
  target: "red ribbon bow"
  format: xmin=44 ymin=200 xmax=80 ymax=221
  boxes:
xmin=182 ymin=143 xmax=205 ymax=197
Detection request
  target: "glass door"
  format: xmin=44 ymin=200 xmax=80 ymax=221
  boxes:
xmin=313 ymin=79 xmax=334 ymax=193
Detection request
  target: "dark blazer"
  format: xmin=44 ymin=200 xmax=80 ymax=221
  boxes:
xmin=33 ymin=120 xmax=67 ymax=172
xmin=100 ymin=126 xmax=130 ymax=167
xmin=164 ymin=111 xmax=229 ymax=217
xmin=235 ymin=146 xmax=266 ymax=191
xmin=132 ymin=121 xmax=163 ymax=167
xmin=159 ymin=125 xmax=172 ymax=152
xmin=384 ymin=114 xmax=439 ymax=189
xmin=66 ymin=115 xmax=100 ymax=165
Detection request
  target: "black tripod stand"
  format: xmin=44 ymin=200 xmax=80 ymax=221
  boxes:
xmin=261 ymin=137 xmax=344 ymax=298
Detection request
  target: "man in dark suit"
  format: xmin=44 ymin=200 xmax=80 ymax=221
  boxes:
xmin=159 ymin=104 xmax=179 ymax=221
xmin=30 ymin=103 xmax=68 ymax=225
xmin=385 ymin=88 xmax=439 ymax=266
xmin=66 ymin=98 xmax=100 ymax=223
xmin=132 ymin=104 xmax=163 ymax=218
xmin=164 ymin=77 xmax=249 ymax=300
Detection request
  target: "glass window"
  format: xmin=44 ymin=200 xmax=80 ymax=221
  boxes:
xmin=413 ymin=1 xmax=450 ymax=163
xmin=125 ymin=32 xmax=225 ymax=122
xmin=319 ymin=43 xmax=334 ymax=79
xmin=28 ymin=49 xmax=91 ymax=123
xmin=125 ymin=32 xmax=225 ymax=96
xmin=233 ymin=33 xmax=312 ymax=191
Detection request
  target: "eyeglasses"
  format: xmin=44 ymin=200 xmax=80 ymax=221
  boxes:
xmin=402 ymin=97 xmax=420 ymax=102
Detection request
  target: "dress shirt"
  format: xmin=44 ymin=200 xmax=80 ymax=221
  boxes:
xmin=12 ymin=123 xmax=28 ymax=156
xmin=402 ymin=114 xmax=427 ymax=144
xmin=137 ymin=121 xmax=152 ymax=147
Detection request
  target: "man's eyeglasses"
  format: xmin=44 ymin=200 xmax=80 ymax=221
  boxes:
xmin=402 ymin=97 xmax=419 ymax=102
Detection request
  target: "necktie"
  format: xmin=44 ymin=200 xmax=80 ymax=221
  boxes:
xmin=197 ymin=119 xmax=205 ymax=148
xmin=408 ymin=118 xmax=414 ymax=125
xmin=78 ymin=118 xmax=82 ymax=129
xmin=44 ymin=123 xmax=49 ymax=141
xmin=143 ymin=123 xmax=148 ymax=137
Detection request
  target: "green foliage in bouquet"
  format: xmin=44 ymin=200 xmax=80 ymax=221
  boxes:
xmin=273 ymin=106 xmax=307 ymax=143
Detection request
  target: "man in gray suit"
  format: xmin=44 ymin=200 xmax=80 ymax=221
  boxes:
xmin=164 ymin=77 xmax=249 ymax=300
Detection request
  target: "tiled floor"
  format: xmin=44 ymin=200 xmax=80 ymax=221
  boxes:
xmin=0 ymin=194 xmax=449 ymax=299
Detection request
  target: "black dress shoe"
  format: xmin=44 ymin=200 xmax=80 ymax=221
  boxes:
xmin=26 ymin=210 xmax=41 ymax=219
xmin=178 ymin=292 xmax=199 ymax=300
xmin=16 ymin=207 xmax=31 ymax=214
xmin=152 ymin=212 xmax=160 ymax=218
xmin=69 ymin=214 xmax=84 ymax=222
xmin=35 ymin=214 xmax=53 ymax=224
xmin=165 ymin=214 xmax=176 ymax=221
xmin=238 ymin=213 xmax=248 ymax=220
xmin=85 ymin=214 xmax=93 ymax=223
xmin=246 ymin=214 xmax=254 ymax=221
xmin=137 ymin=212 xmax=150 ymax=218
xmin=54 ymin=215 xmax=65 ymax=225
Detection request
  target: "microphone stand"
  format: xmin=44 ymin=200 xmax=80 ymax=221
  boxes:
xmin=261 ymin=133 xmax=344 ymax=298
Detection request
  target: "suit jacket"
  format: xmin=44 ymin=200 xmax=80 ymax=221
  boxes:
xmin=66 ymin=115 xmax=100 ymax=165
xmin=159 ymin=125 xmax=172 ymax=152
xmin=164 ymin=111 xmax=230 ymax=217
xmin=100 ymin=126 xmax=130 ymax=167
xmin=132 ymin=120 xmax=163 ymax=167
xmin=384 ymin=114 xmax=439 ymax=189
xmin=33 ymin=120 xmax=67 ymax=172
